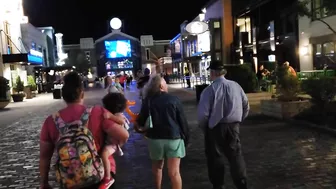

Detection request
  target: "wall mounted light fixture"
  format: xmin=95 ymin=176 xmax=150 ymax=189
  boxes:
xmin=300 ymin=46 xmax=309 ymax=56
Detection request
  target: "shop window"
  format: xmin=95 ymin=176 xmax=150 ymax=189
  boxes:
xmin=312 ymin=0 xmax=334 ymax=19
xmin=214 ymin=30 xmax=221 ymax=50
xmin=215 ymin=52 xmax=221 ymax=61
xmin=237 ymin=18 xmax=251 ymax=44
xmin=3 ymin=21 xmax=12 ymax=54
xmin=323 ymin=42 xmax=334 ymax=54
xmin=313 ymin=42 xmax=336 ymax=69
xmin=315 ymin=44 xmax=322 ymax=55
xmin=214 ymin=21 xmax=220 ymax=28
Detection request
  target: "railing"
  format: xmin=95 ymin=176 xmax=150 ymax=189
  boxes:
xmin=297 ymin=70 xmax=336 ymax=80
xmin=167 ymin=75 xmax=211 ymax=89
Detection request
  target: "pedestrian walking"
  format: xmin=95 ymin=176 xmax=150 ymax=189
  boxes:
xmin=134 ymin=74 xmax=190 ymax=189
xmin=39 ymin=72 xmax=129 ymax=189
xmin=197 ymin=62 xmax=250 ymax=189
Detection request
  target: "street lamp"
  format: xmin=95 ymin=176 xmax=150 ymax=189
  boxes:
xmin=110 ymin=17 xmax=122 ymax=30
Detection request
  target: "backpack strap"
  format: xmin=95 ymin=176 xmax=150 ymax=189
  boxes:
xmin=52 ymin=111 xmax=66 ymax=131
xmin=80 ymin=107 xmax=92 ymax=127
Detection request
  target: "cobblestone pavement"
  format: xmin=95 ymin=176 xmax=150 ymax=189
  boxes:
xmin=0 ymin=85 xmax=336 ymax=188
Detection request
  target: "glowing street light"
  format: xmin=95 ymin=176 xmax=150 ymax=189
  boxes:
xmin=110 ymin=17 xmax=122 ymax=30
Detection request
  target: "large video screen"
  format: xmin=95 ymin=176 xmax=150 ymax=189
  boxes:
xmin=104 ymin=40 xmax=131 ymax=59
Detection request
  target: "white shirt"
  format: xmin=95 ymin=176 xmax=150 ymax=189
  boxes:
xmin=106 ymin=84 xmax=120 ymax=93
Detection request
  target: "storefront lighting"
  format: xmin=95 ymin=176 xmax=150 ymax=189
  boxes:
xmin=185 ymin=21 xmax=208 ymax=35
xmin=300 ymin=46 xmax=309 ymax=56
xmin=199 ymin=13 xmax=205 ymax=22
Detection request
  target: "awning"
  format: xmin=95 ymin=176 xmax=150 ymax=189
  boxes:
xmin=2 ymin=53 xmax=43 ymax=65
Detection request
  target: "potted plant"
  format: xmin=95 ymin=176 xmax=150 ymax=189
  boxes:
xmin=25 ymin=75 xmax=37 ymax=99
xmin=260 ymin=66 xmax=310 ymax=119
xmin=0 ymin=76 xmax=10 ymax=109
xmin=12 ymin=76 xmax=25 ymax=102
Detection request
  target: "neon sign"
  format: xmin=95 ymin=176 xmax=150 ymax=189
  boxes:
xmin=30 ymin=49 xmax=43 ymax=57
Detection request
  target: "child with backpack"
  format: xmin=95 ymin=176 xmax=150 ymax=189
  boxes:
xmin=100 ymin=92 xmax=130 ymax=189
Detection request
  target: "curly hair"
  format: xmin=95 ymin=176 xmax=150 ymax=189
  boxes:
xmin=102 ymin=92 xmax=127 ymax=114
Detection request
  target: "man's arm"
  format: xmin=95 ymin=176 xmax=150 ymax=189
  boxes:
xmin=197 ymin=87 xmax=213 ymax=132
xmin=241 ymin=89 xmax=250 ymax=120
xmin=175 ymin=98 xmax=190 ymax=145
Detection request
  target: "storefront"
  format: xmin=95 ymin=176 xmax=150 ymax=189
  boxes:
xmin=2 ymin=49 xmax=44 ymax=89
xmin=233 ymin=0 xmax=299 ymax=72
xmin=95 ymin=20 xmax=142 ymax=78
xmin=106 ymin=59 xmax=134 ymax=76
xmin=34 ymin=66 xmax=73 ymax=93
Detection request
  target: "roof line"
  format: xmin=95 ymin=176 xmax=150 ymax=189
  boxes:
xmin=95 ymin=30 xmax=139 ymax=44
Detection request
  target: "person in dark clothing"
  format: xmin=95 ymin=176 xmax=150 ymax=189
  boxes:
xmin=256 ymin=65 xmax=270 ymax=80
xmin=135 ymin=74 xmax=189 ymax=189
xmin=185 ymin=68 xmax=191 ymax=88
xmin=256 ymin=65 xmax=270 ymax=91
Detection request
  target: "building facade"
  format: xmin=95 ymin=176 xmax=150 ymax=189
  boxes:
xmin=38 ymin=27 xmax=57 ymax=67
xmin=141 ymin=36 xmax=172 ymax=74
xmin=169 ymin=0 xmax=234 ymax=79
xmin=63 ymin=42 xmax=96 ymax=74
xmin=20 ymin=23 xmax=48 ymax=68
xmin=232 ymin=0 xmax=300 ymax=73
xmin=0 ymin=0 xmax=29 ymax=86
xmin=299 ymin=0 xmax=336 ymax=70
xmin=95 ymin=30 xmax=142 ymax=77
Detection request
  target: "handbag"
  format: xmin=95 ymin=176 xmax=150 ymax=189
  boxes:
xmin=143 ymin=100 xmax=153 ymax=130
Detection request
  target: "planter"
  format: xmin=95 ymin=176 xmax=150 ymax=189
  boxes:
xmin=261 ymin=99 xmax=311 ymax=119
xmin=0 ymin=100 xmax=10 ymax=109
xmin=12 ymin=94 xmax=25 ymax=102
xmin=24 ymin=87 xmax=33 ymax=99
xmin=32 ymin=91 xmax=37 ymax=97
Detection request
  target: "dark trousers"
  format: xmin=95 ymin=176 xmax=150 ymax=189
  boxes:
xmin=205 ymin=123 xmax=247 ymax=189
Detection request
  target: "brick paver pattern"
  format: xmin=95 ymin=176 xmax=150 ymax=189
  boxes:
xmin=0 ymin=86 xmax=335 ymax=189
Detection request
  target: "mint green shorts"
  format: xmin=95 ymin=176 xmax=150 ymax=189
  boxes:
xmin=147 ymin=139 xmax=186 ymax=160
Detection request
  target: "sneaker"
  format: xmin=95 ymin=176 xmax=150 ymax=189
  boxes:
xmin=98 ymin=177 xmax=115 ymax=189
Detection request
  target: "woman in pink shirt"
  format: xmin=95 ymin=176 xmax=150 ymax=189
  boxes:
xmin=39 ymin=72 xmax=129 ymax=189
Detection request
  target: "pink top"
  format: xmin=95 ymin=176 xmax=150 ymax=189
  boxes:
xmin=40 ymin=104 xmax=117 ymax=173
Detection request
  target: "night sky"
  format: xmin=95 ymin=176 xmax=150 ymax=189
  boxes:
xmin=23 ymin=0 xmax=209 ymax=44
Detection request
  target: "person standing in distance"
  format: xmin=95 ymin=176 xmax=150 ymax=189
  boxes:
xmin=197 ymin=62 xmax=250 ymax=189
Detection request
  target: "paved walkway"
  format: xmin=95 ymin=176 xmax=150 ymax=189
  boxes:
xmin=0 ymin=85 xmax=335 ymax=188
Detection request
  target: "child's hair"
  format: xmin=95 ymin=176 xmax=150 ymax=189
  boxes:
xmin=102 ymin=93 xmax=127 ymax=114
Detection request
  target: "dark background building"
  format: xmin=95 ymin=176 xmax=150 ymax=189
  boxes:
xmin=95 ymin=30 xmax=142 ymax=77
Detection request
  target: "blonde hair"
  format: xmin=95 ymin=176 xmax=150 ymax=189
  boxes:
xmin=144 ymin=74 xmax=162 ymax=98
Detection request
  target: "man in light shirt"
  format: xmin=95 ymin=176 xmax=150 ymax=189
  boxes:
xmin=197 ymin=62 xmax=249 ymax=189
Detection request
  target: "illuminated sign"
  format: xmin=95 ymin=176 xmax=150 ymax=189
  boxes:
xmin=30 ymin=49 xmax=43 ymax=57
xmin=185 ymin=21 xmax=208 ymax=35
xmin=28 ymin=49 xmax=43 ymax=64
xmin=197 ymin=31 xmax=210 ymax=52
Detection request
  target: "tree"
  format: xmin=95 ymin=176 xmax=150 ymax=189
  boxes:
xmin=65 ymin=52 xmax=91 ymax=74
xmin=297 ymin=0 xmax=336 ymax=34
